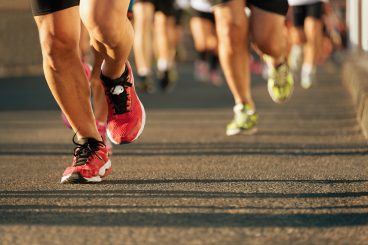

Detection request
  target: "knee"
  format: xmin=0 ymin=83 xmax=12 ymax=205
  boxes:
xmin=206 ymin=35 xmax=218 ymax=52
xmin=216 ymin=19 xmax=246 ymax=52
xmin=304 ymin=18 xmax=322 ymax=41
xmin=254 ymin=32 xmax=287 ymax=58
xmin=81 ymin=11 xmax=130 ymax=48
xmin=39 ymin=30 xmax=79 ymax=68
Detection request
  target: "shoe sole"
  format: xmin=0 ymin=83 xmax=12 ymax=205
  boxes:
xmin=60 ymin=160 xmax=112 ymax=184
xmin=226 ymin=127 xmax=258 ymax=136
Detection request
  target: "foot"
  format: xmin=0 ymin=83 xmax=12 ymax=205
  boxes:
xmin=158 ymin=68 xmax=177 ymax=93
xmin=194 ymin=60 xmax=210 ymax=83
xmin=61 ymin=137 xmax=111 ymax=184
xmin=100 ymin=62 xmax=146 ymax=144
xmin=226 ymin=104 xmax=258 ymax=136
xmin=267 ymin=62 xmax=294 ymax=104
xmin=301 ymin=66 xmax=316 ymax=89
xmin=209 ymin=69 xmax=224 ymax=87
xmin=136 ymin=74 xmax=156 ymax=94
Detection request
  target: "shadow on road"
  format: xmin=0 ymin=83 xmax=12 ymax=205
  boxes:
xmin=1 ymin=142 xmax=367 ymax=156
xmin=0 ymin=198 xmax=367 ymax=227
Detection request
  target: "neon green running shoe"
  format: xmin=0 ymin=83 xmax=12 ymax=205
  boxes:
xmin=267 ymin=62 xmax=294 ymax=104
xmin=226 ymin=104 xmax=258 ymax=136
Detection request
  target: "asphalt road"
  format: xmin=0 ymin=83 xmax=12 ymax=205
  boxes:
xmin=0 ymin=63 xmax=367 ymax=244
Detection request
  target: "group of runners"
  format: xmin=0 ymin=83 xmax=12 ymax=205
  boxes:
xmin=29 ymin=0 xmax=341 ymax=183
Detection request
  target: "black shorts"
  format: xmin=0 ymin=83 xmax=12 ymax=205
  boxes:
xmin=31 ymin=0 xmax=135 ymax=16
xmin=192 ymin=9 xmax=215 ymax=24
xmin=211 ymin=0 xmax=289 ymax=16
xmin=135 ymin=0 xmax=175 ymax=16
xmin=31 ymin=0 xmax=80 ymax=16
xmin=292 ymin=2 xmax=323 ymax=27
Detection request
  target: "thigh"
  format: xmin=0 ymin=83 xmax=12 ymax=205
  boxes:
xmin=31 ymin=0 xmax=80 ymax=16
xmin=34 ymin=6 xmax=81 ymax=49
xmin=213 ymin=0 xmax=247 ymax=27
xmin=249 ymin=5 xmax=286 ymax=44
xmin=80 ymin=0 xmax=130 ymax=28
xmin=191 ymin=16 xmax=215 ymax=42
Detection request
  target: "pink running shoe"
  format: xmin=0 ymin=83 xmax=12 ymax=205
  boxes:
xmin=96 ymin=120 xmax=113 ymax=155
xmin=61 ymin=112 xmax=72 ymax=129
xmin=100 ymin=62 xmax=146 ymax=144
xmin=61 ymin=115 xmax=112 ymax=155
xmin=61 ymin=137 xmax=111 ymax=184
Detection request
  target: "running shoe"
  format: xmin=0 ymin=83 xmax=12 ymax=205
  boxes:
xmin=61 ymin=137 xmax=112 ymax=184
xmin=226 ymin=103 xmax=258 ymax=136
xmin=96 ymin=120 xmax=113 ymax=155
xmin=194 ymin=60 xmax=210 ymax=83
xmin=61 ymin=116 xmax=113 ymax=155
xmin=267 ymin=62 xmax=294 ymax=104
xmin=209 ymin=69 xmax=224 ymax=87
xmin=136 ymin=74 xmax=156 ymax=94
xmin=158 ymin=68 xmax=177 ymax=93
xmin=100 ymin=62 xmax=146 ymax=144
xmin=61 ymin=112 xmax=72 ymax=129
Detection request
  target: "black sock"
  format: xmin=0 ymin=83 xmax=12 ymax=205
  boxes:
xmin=198 ymin=51 xmax=208 ymax=62
xmin=208 ymin=52 xmax=219 ymax=71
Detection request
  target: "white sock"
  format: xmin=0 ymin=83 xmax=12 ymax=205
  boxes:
xmin=157 ymin=59 xmax=170 ymax=72
xmin=301 ymin=63 xmax=315 ymax=77
xmin=137 ymin=67 xmax=151 ymax=77
xmin=291 ymin=45 xmax=303 ymax=56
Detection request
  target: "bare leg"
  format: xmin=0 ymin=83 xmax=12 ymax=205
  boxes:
xmin=303 ymin=17 xmax=323 ymax=66
xmin=90 ymin=48 xmax=108 ymax=123
xmin=79 ymin=22 xmax=91 ymax=61
xmin=154 ymin=11 xmax=176 ymax=71
xmin=35 ymin=7 xmax=100 ymax=140
xmin=133 ymin=2 xmax=155 ymax=76
xmin=250 ymin=6 xmax=288 ymax=65
xmin=191 ymin=17 xmax=218 ymax=54
xmin=213 ymin=0 xmax=253 ymax=107
xmin=80 ymin=0 xmax=133 ymax=79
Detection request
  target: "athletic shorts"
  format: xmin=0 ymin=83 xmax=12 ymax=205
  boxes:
xmin=292 ymin=2 xmax=323 ymax=27
xmin=128 ymin=0 xmax=135 ymax=19
xmin=192 ymin=9 xmax=215 ymax=23
xmin=31 ymin=0 xmax=135 ymax=16
xmin=134 ymin=0 xmax=176 ymax=16
xmin=210 ymin=0 xmax=289 ymax=16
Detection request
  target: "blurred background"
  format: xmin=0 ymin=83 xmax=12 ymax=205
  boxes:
xmin=0 ymin=0 xmax=366 ymax=111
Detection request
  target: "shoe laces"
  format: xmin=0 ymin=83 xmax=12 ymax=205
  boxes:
xmin=72 ymin=136 xmax=104 ymax=166
xmin=272 ymin=63 xmax=289 ymax=87
xmin=101 ymin=71 xmax=132 ymax=115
